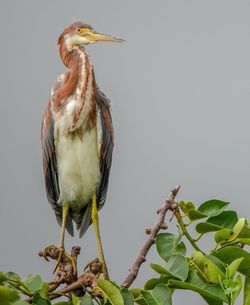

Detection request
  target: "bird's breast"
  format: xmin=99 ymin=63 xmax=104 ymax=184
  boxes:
xmin=55 ymin=123 xmax=100 ymax=208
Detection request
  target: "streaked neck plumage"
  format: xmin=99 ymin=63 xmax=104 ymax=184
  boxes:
xmin=52 ymin=43 xmax=97 ymax=133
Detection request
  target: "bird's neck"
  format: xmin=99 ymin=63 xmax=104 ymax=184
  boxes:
xmin=54 ymin=45 xmax=97 ymax=133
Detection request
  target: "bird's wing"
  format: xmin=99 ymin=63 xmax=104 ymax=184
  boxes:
xmin=41 ymin=75 xmax=74 ymax=236
xmin=96 ymin=87 xmax=114 ymax=208
xmin=79 ymin=87 xmax=114 ymax=237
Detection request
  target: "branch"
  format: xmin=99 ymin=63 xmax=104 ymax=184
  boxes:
xmin=121 ymin=185 xmax=181 ymax=288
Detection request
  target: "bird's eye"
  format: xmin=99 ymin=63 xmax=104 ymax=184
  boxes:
xmin=76 ymin=28 xmax=82 ymax=34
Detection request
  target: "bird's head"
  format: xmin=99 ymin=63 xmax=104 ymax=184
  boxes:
xmin=58 ymin=22 xmax=124 ymax=49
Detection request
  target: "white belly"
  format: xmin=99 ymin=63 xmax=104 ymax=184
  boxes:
xmin=56 ymin=127 xmax=100 ymax=207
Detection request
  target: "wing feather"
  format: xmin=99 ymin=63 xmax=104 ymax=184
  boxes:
xmin=41 ymin=100 xmax=74 ymax=236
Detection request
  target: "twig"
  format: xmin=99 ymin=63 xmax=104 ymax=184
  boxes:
xmin=121 ymin=185 xmax=181 ymax=288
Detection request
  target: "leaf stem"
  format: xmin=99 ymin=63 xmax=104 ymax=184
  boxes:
xmin=175 ymin=211 xmax=205 ymax=254
xmin=7 ymin=280 xmax=33 ymax=297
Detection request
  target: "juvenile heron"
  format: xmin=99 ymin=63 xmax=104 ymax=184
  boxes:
xmin=41 ymin=22 xmax=123 ymax=279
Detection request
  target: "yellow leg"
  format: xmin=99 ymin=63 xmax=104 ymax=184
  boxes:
xmin=59 ymin=202 xmax=69 ymax=248
xmin=54 ymin=202 xmax=76 ymax=275
xmin=92 ymin=194 xmax=109 ymax=279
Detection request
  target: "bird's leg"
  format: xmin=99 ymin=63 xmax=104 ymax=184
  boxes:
xmin=53 ymin=202 xmax=76 ymax=275
xmin=91 ymin=194 xmax=109 ymax=280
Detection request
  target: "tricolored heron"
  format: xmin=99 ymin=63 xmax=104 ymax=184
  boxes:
xmin=41 ymin=22 xmax=123 ymax=279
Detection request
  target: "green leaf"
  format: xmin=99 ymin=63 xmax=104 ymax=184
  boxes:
xmin=228 ymin=218 xmax=246 ymax=241
xmin=214 ymin=228 xmax=231 ymax=244
xmin=32 ymin=292 xmax=51 ymax=305
xmin=53 ymin=302 xmax=70 ymax=305
xmin=188 ymin=209 xmax=207 ymax=221
xmin=0 ymin=286 xmax=19 ymax=305
xmin=152 ymin=284 xmax=172 ymax=305
xmin=150 ymin=264 xmax=170 ymax=276
xmin=144 ymin=277 xmax=169 ymax=290
xmin=202 ymin=296 xmax=223 ymax=305
xmin=144 ymin=278 xmax=162 ymax=290
xmin=12 ymin=301 xmax=29 ymax=305
xmin=23 ymin=274 xmax=43 ymax=293
xmin=215 ymin=246 xmax=250 ymax=277
xmin=232 ymin=274 xmax=242 ymax=305
xmin=238 ymin=226 xmax=250 ymax=238
xmin=196 ymin=222 xmax=222 ymax=234
xmin=80 ymin=295 xmax=94 ymax=305
xmin=169 ymin=270 xmax=227 ymax=302
xmin=197 ymin=200 xmax=230 ymax=217
xmin=166 ymin=254 xmax=189 ymax=281
xmin=244 ymin=276 xmax=250 ymax=305
xmin=151 ymin=254 xmax=188 ymax=281
xmin=176 ymin=241 xmax=186 ymax=256
xmin=190 ymin=252 xmax=225 ymax=284
xmin=179 ymin=201 xmax=195 ymax=215
xmin=228 ymin=257 xmax=245 ymax=279
xmin=97 ymin=279 xmax=124 ymax=305
xmin=4 ymin=272 xmax=22 ymax=283
xmin=155 ymin=233 xmax=180 ymax=262
xmin=121 ymin=288 xmax=134 ymax=305
xmin=141 ymin=291 xmax=158 ymax=305
xmin=207 ymin=211 xmax=238 ymax=229
xmin=0 ymin=272 xmax=7 ymax=282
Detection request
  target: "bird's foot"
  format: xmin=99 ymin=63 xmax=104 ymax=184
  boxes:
xmin=39 ymin=245 xmax=77 ymax=276
xmin=53 ymin=247 xmax=77 ymax=276
xmin=39 ymin=244 xmax=59 ymax=261
xmin=84 ymin=258 xmax=103 ymax=278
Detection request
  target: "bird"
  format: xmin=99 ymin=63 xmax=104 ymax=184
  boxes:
xmin=41 ymin=22 xmax=123 ymax=279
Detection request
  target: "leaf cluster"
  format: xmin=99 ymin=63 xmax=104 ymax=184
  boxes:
xmin=1 ymin=198 xmax=250 ymax=304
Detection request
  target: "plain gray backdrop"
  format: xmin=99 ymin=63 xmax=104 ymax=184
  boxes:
xmin=1 ymin=1 xmax=250 ymax=304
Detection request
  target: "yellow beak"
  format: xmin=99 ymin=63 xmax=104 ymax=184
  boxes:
xmin=86 ymin=31 xmax=124 ymax=43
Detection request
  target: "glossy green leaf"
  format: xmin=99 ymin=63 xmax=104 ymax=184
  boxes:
xmin=144 ymin=277 xmax=169 ymax=290
xmin=23 ymin=274 xmax=43 ymax=293
xmin=0 ymin=286 xmax=19 ymax=305
xmin=196 ymin=222 xmax=222 ymax=234
xmin=176 ymin=241 xmax=186 ymax=256
xmin=202 ymin=296 xmax=223 ymax=305
xmin=188 ymin=209 xmax=207 ymax=221
xmin=215 ymin=246 xmax=250 ymax=277
xmin=32 ymin=292 xmax=51 ymax=305
xmin=207 ymin=211 xmax=238 ymax=229
xmin=152 ymin=284 xmax=172 ymax=305
xmin=97 ymin=279 xmax=124 ymax=305
xmin=144 ymin=278 xmax=162 ymax=290
xmin=244 ymin=276 xmax=250 ymax=305
xmin=121 ymin=288 xmax=134 ymax=305
xmin=238 ymin=226 xmax=250 ymax=239
xmin=197 ymin=200 xmax=230 ymax=217
xmin=169 ymin=270 xmax=227 ymax=302
xmin=166 ymin=254 xmax=189 ymax=281
xmin=214 ymin=228 xmax=231 ymax=244
xmin=155 ymin=233 xmax=180 ymax=262
xmin=227 ymin=218 xmax=246 ymax=242
xmin=53 ymin=302 xmax=70 ymax=305
xmin=150 ymin=264 xmax=170 ymax=276
xmin=80 ymin=295 xmax=95 ymax=305
xmin=228 ymin=257 xmax=245 ymax=278
xmin=141 ymin=290 xmax=158 ymax=305
xmin=151 ymin=254 xmax=188 ymax=281
xmin=191 ymin=252 xmax=225 ymax=284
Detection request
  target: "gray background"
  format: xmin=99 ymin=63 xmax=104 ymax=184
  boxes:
xmin=0 ymin=1 xmax=250 ymax=304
